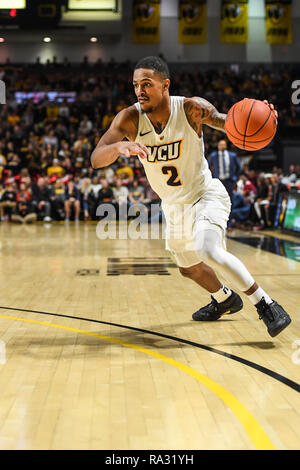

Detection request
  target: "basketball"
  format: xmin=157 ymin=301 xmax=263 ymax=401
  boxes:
xmin=225 ymin=98 xmax=277 ymax=151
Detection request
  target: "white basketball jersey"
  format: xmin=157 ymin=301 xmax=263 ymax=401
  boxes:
xmin=134 ymin=96 xmax=212 ymax=205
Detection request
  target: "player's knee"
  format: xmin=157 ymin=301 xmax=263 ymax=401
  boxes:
xmin=196 ymin=240 xmax=215 ymax=262
xmin=196 ymin=230 xmax=225 ymax=263
xmin=207 ymin=246 xmax=225 ymax=265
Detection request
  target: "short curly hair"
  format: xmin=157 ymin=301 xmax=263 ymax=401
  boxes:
xmin=134 ymin=56 xmax=170 ymax=80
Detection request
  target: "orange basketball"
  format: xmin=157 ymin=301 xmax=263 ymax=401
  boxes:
xmin=225 ymin=98 xmax=277 ymax=151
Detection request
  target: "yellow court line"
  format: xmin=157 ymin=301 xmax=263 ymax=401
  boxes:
xmin=0 ymin=314 xmax=275 ymax=450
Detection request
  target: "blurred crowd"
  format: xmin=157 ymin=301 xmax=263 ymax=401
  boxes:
xmin=0 ymin=60 xmax=299 ymax=225
xmin=229 ymin=163 xmax=300 ymax=230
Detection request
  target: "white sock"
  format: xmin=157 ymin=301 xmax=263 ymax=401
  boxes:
xmin=212 ymin=285 xmax=232 ymax=303
xmin=248 ymin=287 xmax=272 ymax=306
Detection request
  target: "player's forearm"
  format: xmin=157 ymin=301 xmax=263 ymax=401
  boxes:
xmin=207 ymin=112 xmax=226 ymax=132
xmin=195 ymin=96 xmax=226 ymax=131
xmin=185 ymin=97 xmax=227 ymax=134
xmin=90 ymin=143 xmax=121 ymax=169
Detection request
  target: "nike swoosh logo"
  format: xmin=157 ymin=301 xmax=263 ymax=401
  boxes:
xmin=139 ymin=131 xmax=152 ymax=137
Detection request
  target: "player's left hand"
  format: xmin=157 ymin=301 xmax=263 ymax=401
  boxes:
xmin=263 ymin=100 xmax=278 ymax=120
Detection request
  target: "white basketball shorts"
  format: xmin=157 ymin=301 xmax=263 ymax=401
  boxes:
xmin=162 ymin=179 xmax=231 ymax=268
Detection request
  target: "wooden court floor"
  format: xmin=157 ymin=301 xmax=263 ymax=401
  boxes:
xmin=0 ymin=222 xmax=299 ymax=450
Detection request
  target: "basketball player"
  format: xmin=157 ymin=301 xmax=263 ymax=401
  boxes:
xmin=91 ymin=56 xmax=291 ymax=337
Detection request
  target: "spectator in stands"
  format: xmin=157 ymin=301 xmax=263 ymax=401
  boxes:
xmin=132 ymin=158 xmax=144 ymax=180
xmin=0 ymin=183 xmax=16 ymax=221
xmin=128 ymin=179 xmax=148 ymax=218
xmin=58 ymin=99 xmax=70 ymax=120
xmin=209 ymin=139 xmax=241 ymax=227
xmin=58 ymin=141 xmax=71 ymax=160
xmin=74 ymin=149 xmax=85 ymax=170
xmin=115 ymin=160 xmax=134 ymax=182
xmin=103 ymin=166 xmax=115 ymax=184
xmin=31 ymin=177 xmax=53 ymax=222
xmin=231 ymin=190 xmax=251 ymax=227
xmin=0 ymin=151 xmax=6 ymax=180
xmin=46 ymin=102 xmax=59 ymax=122
xmin=253 ymin=174 xmax=270 ymax=229
xmin=95 ymin=179 xmax=114 ymax=220
xmin=5 ymin=141 xmax=15 ymax=160
xmin=116 ymin=99 xmax=127 ymax=113
xmin=237 ymin=173 xmax=257 ymax=201
xmin=7 ymin=109 xmax=20 ymax=126
xmin=98 ymin=179 xmax=114 ymax=204
xmin=50 ymin=178 xmax=66 ymax=220
xmin=45 ymin=142 xmax=58 ymax=161
xmin=3 ymin=169 xmax=15 ymax=186
xmin=19 ymin=168 xmax=32 ymax=187
xmin=6 ymin=154 xmax=22 ymax=176
xmin=72 ymin=134 xmax=91 ymax=157
xmin=61 ymin=156 xmax=73 ymax=175
xmin=43 ymin=129 xmax=58 ymax=151
xmin=80 ymin=177 xmax=91 ymax=221
xmin=12 ymin=124 xmax=24 ymax=147
xmin=55 ymin=122 xmax=68 ymax=142
xmin=64 ymin=179 xmax=81 ymax=222
xmin=245 ymin=169 xmax=258 ymax=189
xmin=86 ymin=176 xmax=101 ymax=218
xmin=141 ymin=177 xmax=160 ymax=206
xmin=16 ymin=182 xmax=32 ymax=204
xmin=11 ymin=188 xmax=37 ymax=224
xmin=284 ymin=164 xmax=297 ymax=185
xmin=113 ymin=178 xmax=128 ymax=219
xmin=79 ymin=115 xmax=93 ymax=135
xmin=24 ymin=142 xmax=40 ymax=167
xmin=268 ymin=172 xmax=288 ymax=226
xmin=47 ymin=158 xmax=64 ymax=178
xmin=128 ymin=179 xmax=143 ymax=203
xmin=101 ymin=107 xmax=115 ymax=130
xmin=209 ymin=139 xmax=241 ymax=202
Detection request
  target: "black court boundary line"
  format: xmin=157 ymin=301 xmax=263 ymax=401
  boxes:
xmin=252 ymin=274 xmax=300 ymax=277
xmin=0 ymin=305 xmax=299 ymax=394
xmin=227 ymin=233 xmax=300 ymax=245
xmin=227 ymin=235 xmax=300 ymax=263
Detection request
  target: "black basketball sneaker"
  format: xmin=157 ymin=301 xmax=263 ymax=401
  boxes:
xmin=255 ymin=297 xmax=291 ymax=337
xmin=192 ymin=291 xmax=243 ymax=321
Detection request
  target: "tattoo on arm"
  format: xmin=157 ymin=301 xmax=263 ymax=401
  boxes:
xmin=184 ymin=97 xmax=226 ymax=134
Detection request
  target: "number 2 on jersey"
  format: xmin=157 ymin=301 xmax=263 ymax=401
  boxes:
xmin=161 ymin=166 xmax=182 ymax=186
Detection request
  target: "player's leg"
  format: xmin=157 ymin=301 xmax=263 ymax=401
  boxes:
xmin=179 ymin=261 xmax=222 ymax=292
xmin=179 ymin=259 xmax=243 ymax=321
xmin=192 ymin=224 xmax=291 ymax=336
xmin=11 ymin=214 xmax=24 ymax=224
xmin=74 ymin=200 xmax=80 ymax=221
xmin=24 ymin=213 xmax=37 ymax=224
xmin=64 ymin=199 xmax=71 ymax=221
xmin=163 ymin=200 xmax=243 ymax=321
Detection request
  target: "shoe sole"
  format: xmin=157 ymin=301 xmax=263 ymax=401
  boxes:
xmin=268 ymin=316 xmax=292 ymax=337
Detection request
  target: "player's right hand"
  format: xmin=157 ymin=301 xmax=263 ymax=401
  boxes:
xmin=117 ymin=142 xmax=150 ymax=159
